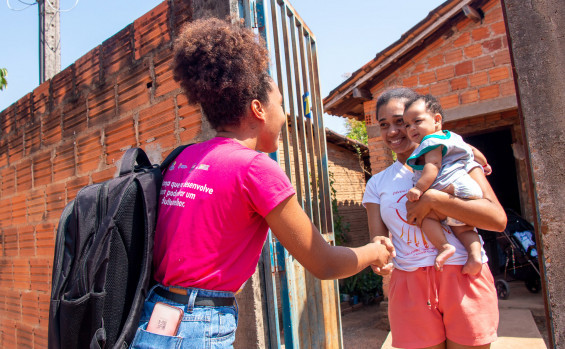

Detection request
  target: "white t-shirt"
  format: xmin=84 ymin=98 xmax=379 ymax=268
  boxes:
xmin=362 ymin=161 xmax=487 ymax=271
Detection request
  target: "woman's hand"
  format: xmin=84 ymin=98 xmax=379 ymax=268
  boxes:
xmin=367 ymin=241 xmax=393 ymax=270
xmin=483 ymin=164 xmax=493 ymax=176
xmin=405 ymin=189 xmax=446 ymax=226
xmin=365 ymin=203 xmax=396 ymax=275
xmin=371 ymin=262 xmax=394 ymax=276
xmin=406 ymin=168 xmax=506 ymax=231
xmin=370 ymin=236 xmax=395 ymax=275
xmin=267 ymin=195 xmax=399 ymax=280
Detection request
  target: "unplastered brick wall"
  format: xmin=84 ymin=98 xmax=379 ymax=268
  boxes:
xmin=0 ymin=1 xmax=198 ymax=346
xmin=278 ymin=133 xmax=368 ymax=242
xmin=364 ymin=0 xmax=515 ymax=174
xmin=326 ymin=143 xmax=369 ymax=247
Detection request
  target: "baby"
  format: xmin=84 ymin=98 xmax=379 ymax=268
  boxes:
xmin=403 ymin=94 xmax=491 ymax=275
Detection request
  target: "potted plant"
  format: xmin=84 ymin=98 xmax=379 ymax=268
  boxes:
xmin=341 ymin=273 xmax=360 ymax=305
xmin=357 ymin=268 xmax=383 ymax=305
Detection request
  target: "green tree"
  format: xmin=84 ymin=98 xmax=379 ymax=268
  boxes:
xmin=346 ymin=118 xmax=397 ymax=161
xmin=345 ymin=119 xmax=367 ymax=145
xmin=345 ymin=119 xmax=372 ymax=176
xmin=0 ymin=68 xmax=7 ymax=91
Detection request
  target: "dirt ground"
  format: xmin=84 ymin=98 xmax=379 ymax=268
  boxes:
xmin=341 ymin=302 xmax=390 ymax=349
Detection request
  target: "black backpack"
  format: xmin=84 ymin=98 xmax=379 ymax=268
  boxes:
xmin=48 ymin=145 xmax=189 ymax=349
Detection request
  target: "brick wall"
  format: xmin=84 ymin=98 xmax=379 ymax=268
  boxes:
xmin=278 ymin=134 xmax=369 ymax=244
xmin=326 ymin=143 xmax=369 ymax=247
xmin=364 ymin=0 xmax=515 ymax=174
xmin=0 ymin=1 xmax=196 ymax=346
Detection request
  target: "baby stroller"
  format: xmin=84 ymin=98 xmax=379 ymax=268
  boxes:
xmin=492 ymin=208 xmax=541 ymax=299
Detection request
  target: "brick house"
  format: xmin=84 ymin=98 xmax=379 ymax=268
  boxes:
xmin=323 ymin=0 xmax=532 ymax=229
xmin=326 ymin=0 xmax=565 ymax=343
xmin=323 ymin=0 xmax=538 ymax=308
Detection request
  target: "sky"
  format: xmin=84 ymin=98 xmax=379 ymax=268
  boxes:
xmin=0 ymin=0 xmax=446 ymax=135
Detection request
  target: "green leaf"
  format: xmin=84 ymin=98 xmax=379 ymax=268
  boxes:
xmin=345 ymin=119 xmax=368 ymax=145
xmin=0 ymin=68 xmax=7 ymax=91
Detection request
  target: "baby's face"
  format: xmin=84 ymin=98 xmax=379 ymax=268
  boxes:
xmin=403 ymin=99 xmax=441 ymax=144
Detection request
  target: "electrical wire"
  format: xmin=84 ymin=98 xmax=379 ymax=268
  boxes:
xmin=7 ymin=0 xmax=79 ymax=13
xmin=42 ymin=0 xmax=80 ymax=53
xmin=45 ymin=0 xmax=80 ymax=13
xmin=39 ymin=8 xmax=62 ymax=53
xmin=9 ymin=0 xmax=81 ymax=53
xmin=6 ymin=0 xmax=35 ymax=11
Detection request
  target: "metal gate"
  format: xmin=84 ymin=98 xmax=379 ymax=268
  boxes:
xmin=240 ymin=1 xmax=343 ymax=348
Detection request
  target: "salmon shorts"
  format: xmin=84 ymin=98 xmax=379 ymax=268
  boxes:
xmin=388 ymin=264 xmax=499 ymax=348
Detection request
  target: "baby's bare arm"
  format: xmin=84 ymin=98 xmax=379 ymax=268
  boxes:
xmin=469 ymin=145 xmax=492 ymax=175
xmin=415 ymin=147 xmax=442 ymax=192
xmin=470 ymin=145 xmax=487 ymax=166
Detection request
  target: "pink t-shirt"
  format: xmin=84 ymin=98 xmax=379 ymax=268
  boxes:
xmin=153 ymin=137 xmax=295 ymax=292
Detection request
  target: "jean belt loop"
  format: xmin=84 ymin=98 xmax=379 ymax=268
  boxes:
xmin=187 ymin=288 xmax=198 ymax=313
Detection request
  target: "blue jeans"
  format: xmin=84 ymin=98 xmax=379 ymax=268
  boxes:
xmin=130 ymin=284 xmax=238 ymax=348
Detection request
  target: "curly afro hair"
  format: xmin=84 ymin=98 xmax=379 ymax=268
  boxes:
xmin=173 ymin=18 xmax=273 ymax=130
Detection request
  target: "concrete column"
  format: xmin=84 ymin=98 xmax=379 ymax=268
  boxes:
xmin=234 ymin=265 xmax=269 ymax=348
xmin=502 ymin=0 xmax=565 ymax=347
xmin=191 ymin=0 xmax=240 ymax=22
xmin=188 ymin=0 xmax=240 ymax=142
xmin=38 ymin=0 xmax=61 ymax=83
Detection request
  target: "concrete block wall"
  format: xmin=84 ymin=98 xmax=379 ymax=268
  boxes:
xmin=0 ymin=1 xmax=198 ymax=346
xmin=503 ymin=0 xmax=565 ymax=345
xmin=364 ymin=0 xmax=515 ymax=174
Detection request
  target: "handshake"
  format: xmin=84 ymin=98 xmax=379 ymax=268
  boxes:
xmin=369 ymin=236 xmax=396 ymax=276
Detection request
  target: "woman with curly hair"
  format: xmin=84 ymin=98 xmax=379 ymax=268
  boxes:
xmin=130 ymin=18 xmax=394 ymax=348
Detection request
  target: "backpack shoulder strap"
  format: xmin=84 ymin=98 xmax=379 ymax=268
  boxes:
xmin=160 ymin=144 xmax=193 ymax=172
xmin=120 ymin=148 xmax=152 ymax=176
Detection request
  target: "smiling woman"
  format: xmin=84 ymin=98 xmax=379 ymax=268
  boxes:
xmin=375 ymin=88 xmax=418 ymax=162
xmin=363 ymin=87 xmax=506 ymax=349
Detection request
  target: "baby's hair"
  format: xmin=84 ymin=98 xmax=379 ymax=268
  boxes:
xmin=405 ymin=94 xmax=445 ymax=120
xmin=375 ymin=87 xmax=418 ymax=117
xmin=172 ymin=18 xmax=272 ymax=130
